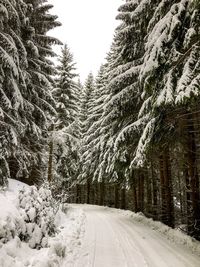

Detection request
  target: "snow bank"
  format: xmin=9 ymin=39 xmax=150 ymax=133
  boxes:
xmin=0 ymin=180 xmax=27 ymax=243
xmin=106 ymin=207 xmax=200 ymax=256
xmin=0 ymin=193 xmax=24 ymax=243
xmin=0 ymin=180 xmax=86 ymax=267
xmin=50 ymin=207 xmax=85 ymax=267
xmin=8 ymin=179 xmax=29 ymax=193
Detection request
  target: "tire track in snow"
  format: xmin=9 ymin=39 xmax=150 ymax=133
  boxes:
xmin=95 ymin=212 xmax=130 ymax=267
xmin=97 ymin=211 xmax=148 ymax=267
xmin=73 ymin=205 xmax=200 ymax=267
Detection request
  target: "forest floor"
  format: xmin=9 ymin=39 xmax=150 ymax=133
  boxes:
xmin=72 ymin=204 xmax=200 ymax=267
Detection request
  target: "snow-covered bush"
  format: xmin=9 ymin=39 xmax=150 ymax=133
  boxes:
xmin=0 ymin=216 xmax=23 ymax=244
xmin=18 ymin=185 xmax=58 ymax=249
xmin=0 ymin=194 xmax=26 ymax=244
xmin=49 ymin=179 xmax=69 ymax=213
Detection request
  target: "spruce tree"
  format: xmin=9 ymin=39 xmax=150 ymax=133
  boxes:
xmin=53 ymin=44 xmax=79 ymax=130
xmin=0 ymin=0 xmax=62 ymax=186
xmin=79 ymin=73 xmax=96 ymax=202
xmin=132 ymin=0 xmax=200 ymax=229
xmin=19 ymin=0 xmax=62 ymax=184
xmin=81 ymin=64 xmax=109 ymax=204
xmin=94 ymin=0 xmax=160 ymax=206
xmin=50 ymin=44 xmax=80 ymax=190
xmin=0 ymin=0 xmax=28 ymax=186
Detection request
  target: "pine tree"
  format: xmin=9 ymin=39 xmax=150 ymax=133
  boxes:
xmin=19 ymin=0 xmax=62 ymax=184
xmin=93 ymin=0 xmax=160 ymax=208
xmin=79 ymin=72 xmax=96 ymax=203
xmin=50 ymin=44 xmax=80 ymax=190
xmin=0 ymin=0 xmax=62 ymax=186
xmin=80 ymin=64 xmax=109 ymax=204
xmin=132 ymin=0 xmax=199 ymax=167
xmin=0 ymin=0 xmax=28 ymax=186
xmin=53 ymin=44 xmax=79 ymax=129
xmin=133 ymin=0 xmax=200 ymax=229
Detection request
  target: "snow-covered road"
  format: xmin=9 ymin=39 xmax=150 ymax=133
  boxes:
xmin=73 ymin=205 xmax=200 ymax=267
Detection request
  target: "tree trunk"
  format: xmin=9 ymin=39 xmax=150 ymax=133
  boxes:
xmin=86 ymin=178 xmax=91 ymax=204
xmin=82 ymin=184 xmax=86 ymax=203
xmin=76 ymin=184 xmax=80 ymax=203
xmin=159 ymin=148 xmax=174 ymax=228
xmin=133 ymin=185 xmax=138 ymax=212
xmin=131 ymin=171 xmax=138 ymax=212
xmin=146 ymin=169 xmax=152 ymax=217
xmin=120 ymin=186 xmax=126 ymax=210
xmin=99 ymin=178 xmax=105 ymax=206
xmin=177 ymin=169 xmax=184 ymax=221
xmin=114 ymin=183 xmax=119 ymax=209
xmin=184 ymin=114 xmax=200 ymax=240
xmin=47 ymin=124 xmax=54 ymax=183
xmin=94 ymin=182 xmax=99 ymax=205
xmin=138 ymin=172 xmax=144 ymax=212
xmin=90 ymin=183 xmax=95 ymax=204
xmin=151 ymin=159 xmax=158 ymax=219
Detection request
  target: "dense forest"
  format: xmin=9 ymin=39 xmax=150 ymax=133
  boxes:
xmin=1 ymin=0 xmax=200 ymax=242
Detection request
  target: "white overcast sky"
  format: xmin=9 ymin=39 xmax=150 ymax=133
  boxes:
xmin=48 ymin=0 xmax=123 ymax=82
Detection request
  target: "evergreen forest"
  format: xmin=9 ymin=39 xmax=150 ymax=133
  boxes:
xmin=1 ymin=0 xmax=200 ymax=242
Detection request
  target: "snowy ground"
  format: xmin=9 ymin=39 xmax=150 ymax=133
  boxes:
xmin=0 ymin=207 xmax=85 ymax=267
xmin=73 ymin=204 xmax=200 ymax=267
xmin=0 ymin=180 xmax=85 ymax=267
xmin=1 ymin=181 xmax=200 ymax=267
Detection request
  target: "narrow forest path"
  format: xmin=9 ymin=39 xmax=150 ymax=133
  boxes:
xmin=72 ymin=205 xmax=200 ymax=267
